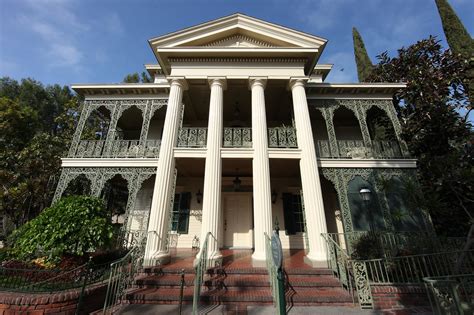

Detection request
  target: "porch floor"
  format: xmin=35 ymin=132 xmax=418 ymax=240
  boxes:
xmin=165 ymin=248 xmax=319 ymax=270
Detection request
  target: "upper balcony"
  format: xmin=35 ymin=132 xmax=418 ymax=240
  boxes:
xmin=309 ymin=99 xmax=409 ymax=159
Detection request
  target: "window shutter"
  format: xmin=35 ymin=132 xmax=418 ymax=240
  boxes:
xmin=282 ymin=193 xmax=297 ymax=235
xmin=177 ymin=192 xmax=191 ymax=234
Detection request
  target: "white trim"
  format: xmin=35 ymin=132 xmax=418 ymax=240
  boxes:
xmin=174 ymin=148 xmax=207 ymax=158
xmin=317 ymin=159 xmax=417 ymax=168
xmin=71 ymin=83 xmax=170 ymax=89
xmin=307 ymin=83 xmax=406 ymax=89
xmin=61 ymin=157 xmax=416 ymax=168
xmin=307 ymin=95 xmax=394 ymax=100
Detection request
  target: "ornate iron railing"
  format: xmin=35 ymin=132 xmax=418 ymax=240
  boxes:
xmin=352 ymin=250 xmax=474 ymax=309
xmin=102 ymin=235 xmax=147 ymax=314
xmin=192 ymin=232 xmax=212 ymax=315
xmin=424 ymin=274 xmax=474 ymax=315
xmin=316 ymin=140 xmax=404 ymax=159
xmin=71 ymin=139 xmax=161 ymax=158
xmin=325 ymin=231 xmax=466 ymax=258
xmin=268 ymin=127 xmax=297 ymax=148
xmin=265 ymin=231 xmax=286 ymax=314
xmin=177 ymin=127 xmax=207 ymax=148
xmin=0 ymin=261 xmax=111 ymax=293
xmin=321 ymin=233 xmax=354 ymax=296
xmin=223 ymin=127 xmax=252 ymax=147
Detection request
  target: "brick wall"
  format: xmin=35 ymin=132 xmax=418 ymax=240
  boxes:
xmin=0 ymin=283 xmax=107 ymax=315
xmin=372 ymin=284 xmax=432 ymax=314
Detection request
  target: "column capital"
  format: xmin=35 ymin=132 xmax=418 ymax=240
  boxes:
xmin=208 ymin=77 xmax=227 ymax=90
xmin=249 ymin=77 xmax=267 ymax=90
xmin=168 ymin=77 xmax=188 ymax=90
xmin=288 ymin=77 xmax=308 ymax=90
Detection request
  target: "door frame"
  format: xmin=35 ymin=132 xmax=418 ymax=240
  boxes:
xmin=221 ymin=192 xmax=254 ymax=249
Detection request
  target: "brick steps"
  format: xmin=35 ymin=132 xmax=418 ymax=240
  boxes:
xmin=126 ymin=265 xmax=354 ymax=306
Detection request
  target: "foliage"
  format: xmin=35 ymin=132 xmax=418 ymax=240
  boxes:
xmin=351 ymin=233 xmax=384 ymax=260
xmin=9 ymin=196 xmax=113 ymax=261
xmin=0 ymin=77 xmax=102 ymax=230
xmin=352 ymin=27 xmax=373 ymax=82
xmin=123 ymin=72 xmax=152 ymax=83
xmin=434 ymin=0 xmax=474 ymax=108
xmin=368 ymin=37 xmax=473 ymax=236
xmin=434 ymin=0 xmax=474 ymax=58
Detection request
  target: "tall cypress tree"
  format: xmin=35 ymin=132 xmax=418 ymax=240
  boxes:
xmin=434 ymin=0 xmax=474 ymax=105
xmin=434 ymin=0 xmax=473 ymax=57
xmin=352 ymin=27 xmax=373 ymax=82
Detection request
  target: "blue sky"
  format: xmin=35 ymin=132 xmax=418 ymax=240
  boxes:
xmin=0 ymin=0 xmax=473 ymax=86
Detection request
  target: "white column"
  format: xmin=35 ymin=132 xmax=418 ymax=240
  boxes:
xmin=144 ymin=78 xmax=187 ymax=266
xmin=249 ymin=78 xmax=273 ymax=263
xmin=199 ymin=77 xmax=226 ymax=263
xmin=290 ymin=78 xmax=328 ymax=263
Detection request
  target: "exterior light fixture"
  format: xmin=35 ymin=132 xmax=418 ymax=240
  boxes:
xmin=233 ymin=169 xmax=241 ymax=191
xmin=271 ymin=190 xmax=278 ymax=204
xmin=359 ymin=188 xmax=371 ymax=202
xmin=196 ymin=189 xmax=203 ymax=204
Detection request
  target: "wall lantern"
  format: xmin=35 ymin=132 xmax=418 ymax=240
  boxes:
xmin=271 ymin=190 xmax=278 ymax=204
xmin=196 ymin=189 xmax=203 ymax=204
xmin=359 ymin=188 xmax=372 ymax=202
xmin=233 ymin=169 xmax=241 ymax=191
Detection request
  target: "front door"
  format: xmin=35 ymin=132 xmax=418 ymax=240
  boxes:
xmin=223 ymin=193 xmax=253 ymax=248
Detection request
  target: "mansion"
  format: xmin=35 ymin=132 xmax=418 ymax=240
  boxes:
xmin=54 ymin=13 xmax=426 ymax=267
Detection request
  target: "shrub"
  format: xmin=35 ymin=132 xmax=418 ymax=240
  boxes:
xmin=351 ymin=233 xmax=384 ymax=260
xmin=9 ymin=196 xmax=113 ymax=261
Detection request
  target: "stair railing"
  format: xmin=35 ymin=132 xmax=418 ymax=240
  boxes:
xmin=102 ymin=234 xmax=147 ymax=314
xmin=265 ymin=231 xmax=286 ymax=315
xmin=192 ymin=232 xmax=212 ymax=315
xmin=321 ymin=233 xmax=354 ymax=302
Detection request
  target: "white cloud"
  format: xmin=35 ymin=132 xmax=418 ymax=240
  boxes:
xmin=104 ymin=12 xmax=125 ymax=35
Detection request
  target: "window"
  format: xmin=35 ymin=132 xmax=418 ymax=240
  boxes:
xmin=171 ymin=192 xmax=191 ymax=234
xmin=282 ymin=193 xmax=305 ymax=235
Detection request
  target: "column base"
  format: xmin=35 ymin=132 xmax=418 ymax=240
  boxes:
xmin=143 ymin=251 xmax=171 ymax=267
xmin=251 ymin=252 xmax=267 ymax=268
xmin=304 ymin=251 xmax=328 ymax=268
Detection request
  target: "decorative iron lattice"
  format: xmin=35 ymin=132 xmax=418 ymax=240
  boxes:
xmin=320 ymin=167 xmax=427 ymax=235
xmin=68 ymin=99 xmax=167 ymax=158
xmin=315 ymin=140 xmax=403 ymax=159
xmin=223 ymin=127 xmax=252 ymax=147
xmin=352 ymin=261 xmax=373 ymax=309
xmin=52 ymin=167 xmax=156 ymax=235
xmin=177 ymin=127 xmax=208 ymax=147
xmin=268 ymin=127 xmax=297 ymax=148
xmin=312 ymin=99 xmax=409 ymax=158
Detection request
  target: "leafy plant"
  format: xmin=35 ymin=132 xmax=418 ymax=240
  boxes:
xmin=9 ymin=196 xmax=113 ymax=261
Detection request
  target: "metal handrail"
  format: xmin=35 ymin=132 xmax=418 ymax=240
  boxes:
xmin=351 ymin=250 xmax=474 ymax=309
xmin=192 ymin=232 xmax=212 ymax=315
xmin=265 ymin=231 xmax=286 ymax=314
xmin=102 ymin=236 xmax=147 ymax=314
xmin=423 ymin=274 xmax=474 ymax=315
xmin=321 ymin=233 xmax=355 ymax=304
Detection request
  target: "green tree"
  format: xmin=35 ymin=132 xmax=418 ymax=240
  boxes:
xmin=434 ymin=0 xmax=474 ymax=107
xmin=0 ymin=77 xmax=99 ymax=229
xmin=434 ymin=0 xmax=474 ymax=58
xmin=352 ymin=27 xmax=374 ymax=82
xmin=9 ymin=196 xmax=113 ymax=260
xmin=368 ymin=37 xmax=473 ymax=236
xmin=123 ymin=72 xmax=152 ymax=83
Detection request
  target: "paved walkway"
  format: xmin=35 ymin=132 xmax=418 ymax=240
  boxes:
xmin=119 ymin=304 xmax=384 ymax=314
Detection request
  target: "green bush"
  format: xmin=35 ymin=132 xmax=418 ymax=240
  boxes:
xmin=351 ymin=233 xmax=384 ymax=260
xmin=9 ymin=196 xmax=113 ymax=261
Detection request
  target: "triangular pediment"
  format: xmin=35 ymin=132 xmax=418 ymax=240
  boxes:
xmin=149 ymin=13 xmax=327 ymax=49
xmin=201 ymin=34 xmax=276 ymax=48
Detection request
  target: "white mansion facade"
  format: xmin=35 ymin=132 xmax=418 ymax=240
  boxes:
xmin=54 ymin=14 xmax=421 ymax=266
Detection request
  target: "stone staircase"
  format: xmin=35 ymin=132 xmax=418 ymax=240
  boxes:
xmin=125 ymin=263 xmax=354 ymax=307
